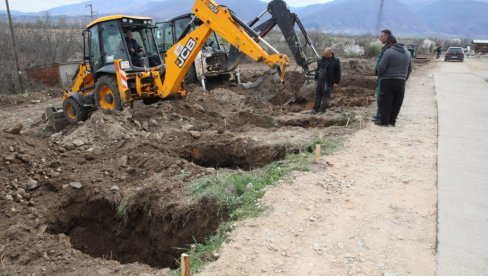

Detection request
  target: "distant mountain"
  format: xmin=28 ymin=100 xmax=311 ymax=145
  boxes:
xmin=46 ymin=0 xmax=154 ymax=16
xmin=139 ymin=0 xmax=267 ymax=21
xmin=418 ymin=0 xmax=488 ymax=38
xmin=398 ymin=0 xmax=488 ymax=12
xmin=41 ymin=0 xmax=267 ymax=20
xmin=297 ymin=0 xmax=429 ymax=35
xmin=1 ymin=0 xmax=487 ymax=38
xmin=0 ymin=10 xmax=33 ymax=16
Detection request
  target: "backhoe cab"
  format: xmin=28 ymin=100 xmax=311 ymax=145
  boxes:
xmin=156 ymin=14 xmax=232 ymax=84
xmin=61 ymin=0 xmax=289 ymax=125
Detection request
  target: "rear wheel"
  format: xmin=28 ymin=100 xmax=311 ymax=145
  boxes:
xmin=94 ymin=75 xmax=123 ymax=111
xmin=63 ymin=97 xmax=87 ymax=124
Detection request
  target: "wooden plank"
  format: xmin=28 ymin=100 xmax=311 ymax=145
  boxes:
xmin=181 ymin=253 xmax=190 ymax=276
xmin=315 ymin=144 xmax=321 ymax=164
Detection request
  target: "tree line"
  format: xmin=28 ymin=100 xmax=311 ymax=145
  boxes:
xmin=0 ymin=14 xmax=85 ymax=94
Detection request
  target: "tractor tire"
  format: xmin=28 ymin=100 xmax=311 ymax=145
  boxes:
xmin=63 ymin=97 xmax=88 ymax=124
xmin=184 ymin=64 xmax=198 ymax=84
xmin=94 ymin=75 xmax=123 ymax=111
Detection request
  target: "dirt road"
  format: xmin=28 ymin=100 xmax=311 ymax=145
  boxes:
xmin=199 ymin=62 xmax=439 ymax=275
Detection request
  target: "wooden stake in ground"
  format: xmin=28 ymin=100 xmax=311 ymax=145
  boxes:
xmin=181 ymin=253 xmax=190 ymax=276
xmin=355 ymin=115 xmax=363 ymax=129
xmin=315 ymin=144 xmax=321 ymax=164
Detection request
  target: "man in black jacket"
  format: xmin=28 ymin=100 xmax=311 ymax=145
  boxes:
xmin=313 ymin=47 xmax=341 ymax=114
xmin=373 ymin=29 xmax=393 ymax=122
xmin=125 ymin=30 xmax=143 ymax=66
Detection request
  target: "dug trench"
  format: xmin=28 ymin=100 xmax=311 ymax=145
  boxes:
xmin=0 ymin=60 xmax=376 ymax=274
xmin=44 ymin=126 xmax=321 ymax=269
xmin=47 ymin=189 xmax=224 ymax=269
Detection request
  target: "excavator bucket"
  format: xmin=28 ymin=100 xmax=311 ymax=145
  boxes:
xmin=44 ymin=106 xmax=68 ymax=131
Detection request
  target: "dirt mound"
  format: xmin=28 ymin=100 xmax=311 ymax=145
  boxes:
xmin=270 ymin=59 xmax=378 ymax=112
xmin=240 ymin=71 xmax=307 ymax=106
xmin=51 ymin=111 xmax=137 ymax=152
xmin=341 ymin=58 xmax=375 ymax=74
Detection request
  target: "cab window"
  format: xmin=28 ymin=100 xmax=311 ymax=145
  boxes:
xmin=100 ymin=21 xmax=129 ymax=64
xmin=156 ymin=22 xmax=174 ymax=52
xmin=88 ymin=25 xmax=101 ymax=72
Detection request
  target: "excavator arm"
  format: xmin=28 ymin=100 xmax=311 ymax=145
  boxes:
xmin=158 ymin=0 xmax=289 ymax=98
xmin=226 ymin=0 xmax=320 ymax=77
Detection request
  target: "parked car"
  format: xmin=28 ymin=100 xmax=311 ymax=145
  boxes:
xmin=444 ymin=47 xmax=464 ymax=62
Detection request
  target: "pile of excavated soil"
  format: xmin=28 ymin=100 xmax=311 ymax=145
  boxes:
xmin=0 ymin=58 xmax=376 ymax=275
xmin=281 ymin=59 xmax=377 ymax=113
xmin=0 ymin=108 xmax=225 ymax=273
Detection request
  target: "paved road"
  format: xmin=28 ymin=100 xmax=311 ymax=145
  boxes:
xmin=435 ymin=57 xmax=488 ymax=275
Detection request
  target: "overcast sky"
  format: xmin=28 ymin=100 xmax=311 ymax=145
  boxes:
xmin=2 ymin=0 xmax=334 ymax=13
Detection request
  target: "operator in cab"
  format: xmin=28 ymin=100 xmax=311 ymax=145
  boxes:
xmin=125 ymin=30 xmax=143 ymax=66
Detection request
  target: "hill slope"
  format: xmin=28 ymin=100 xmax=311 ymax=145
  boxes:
xmin=1 ymin=0 xmax=487 ymax=38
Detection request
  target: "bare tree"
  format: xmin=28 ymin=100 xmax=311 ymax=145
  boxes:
xmin=0 ymin=14 xmax=83 ymax=94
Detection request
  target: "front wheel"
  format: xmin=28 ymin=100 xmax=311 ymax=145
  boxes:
xmin=63 ymin=97 xmax=88 ymax=124
xmin=94 ymin=75 xmax=123 ymax=111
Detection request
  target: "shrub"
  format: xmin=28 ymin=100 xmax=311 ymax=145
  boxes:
xmin=343 ymin=41 xmax=365 ymax=57
xmin=363 ymin=41 xmax=382 ymax=58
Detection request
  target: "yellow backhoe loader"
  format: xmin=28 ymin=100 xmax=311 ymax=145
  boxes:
xmin=59 ymin=0 xmax=289 ymax=125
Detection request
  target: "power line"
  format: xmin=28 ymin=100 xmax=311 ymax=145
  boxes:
xmin=376 ymin=0 xmax=384 ymax=34
xmin=86 ymin=3 xmax=96 ymax=21
xmin=4 ymin=0 xmax=24 ymax=94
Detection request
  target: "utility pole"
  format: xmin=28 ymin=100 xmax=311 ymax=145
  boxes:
xmin=5 ymin=0 xmax=24 ymax=94
xmin=376 ymin=0 xmax=385 ymax=34
xmin=86 ymin=3 xmax=95 ymax=21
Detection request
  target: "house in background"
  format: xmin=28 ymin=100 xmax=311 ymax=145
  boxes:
xmin=26 ymin=62 xmax=79 ymax=87
xmin=472 ymin=40 xmax=488 ymax=54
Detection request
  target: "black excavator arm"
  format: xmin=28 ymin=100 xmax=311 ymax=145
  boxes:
xmin=226 ymin=0 xmax=320 ymax=76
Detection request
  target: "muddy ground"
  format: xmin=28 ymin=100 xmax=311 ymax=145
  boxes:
xmin=0 ymin=59 xmax=376 ymax=275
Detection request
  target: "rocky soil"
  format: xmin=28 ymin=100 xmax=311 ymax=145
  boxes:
xmin=0 ymin=59 xmax=376 ymax=275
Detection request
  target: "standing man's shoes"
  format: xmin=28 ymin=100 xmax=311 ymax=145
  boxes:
xmin=320 ymin=110 xmax=327 ymax=114
xmin=374 ymin=121 xmax=389 ymax=127
xmin=312 ymin=109 xmax=319 ymax=114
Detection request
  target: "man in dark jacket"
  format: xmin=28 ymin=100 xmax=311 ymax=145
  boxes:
xmin=125 ymin=30 xmax=143 ymax=66
xmin=373 ymin=29 xmax=393 ymax=122
xmin=313 ymin=47 xmax=341 ymax=114
xmin=376 ymin=36 xmax=412 ymax=126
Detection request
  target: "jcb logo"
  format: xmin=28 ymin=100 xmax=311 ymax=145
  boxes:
xmin=176 ymin=38 xmax=197 ymax=68
xmin=205 ymin=0 xmax=219 ymax=14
